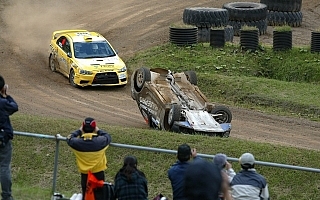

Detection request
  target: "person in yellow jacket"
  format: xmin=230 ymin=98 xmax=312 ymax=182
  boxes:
xmin=67 ymin=117 xmax=112 ymax=200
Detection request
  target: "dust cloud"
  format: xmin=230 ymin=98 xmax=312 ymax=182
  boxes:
xmin=0 ymin=0 xmax=105 ymax=55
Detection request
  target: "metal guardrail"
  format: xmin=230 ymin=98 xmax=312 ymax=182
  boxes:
xmin=13 ymin=131 xmax=320 ymax=195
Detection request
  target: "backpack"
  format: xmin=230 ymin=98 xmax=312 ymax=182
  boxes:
xmin=103 ymin=182 xmax=115 ymax=200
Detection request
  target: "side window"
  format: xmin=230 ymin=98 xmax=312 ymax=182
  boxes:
xmin=57 ymin=36 xmax=66 ymax=49
xmin=64 ymin=40 xmax=71 ymax=56
xmin=56 ymin=36 xmax=71 ymax=56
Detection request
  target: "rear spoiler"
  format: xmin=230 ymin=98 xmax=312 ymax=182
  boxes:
xmin=52 ymin=30 xmax=88 ymax=40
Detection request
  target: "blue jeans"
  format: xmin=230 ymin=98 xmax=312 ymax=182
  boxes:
xmin=0 ymin=140 xmax=12 ymax=200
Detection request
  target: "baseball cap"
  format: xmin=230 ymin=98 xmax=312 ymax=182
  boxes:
xmin=177 ymin=144 xmax=191 ymax=161
xmin=82 ymin=117 xmax=96 ymax=133
xmin=213 ymin=153 xmax=227 ymax=169
xmin=239 ymin=153 xmax=255 ymax=165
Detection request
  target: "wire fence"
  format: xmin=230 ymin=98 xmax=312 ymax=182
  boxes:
xmin=13 ymin=130 xmax=320 ymax=196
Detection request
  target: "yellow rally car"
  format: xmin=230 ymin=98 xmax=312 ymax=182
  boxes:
xmin=48 ymin=30 xmax=127 ymax=87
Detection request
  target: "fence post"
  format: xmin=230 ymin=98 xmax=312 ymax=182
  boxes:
xmin=52 ymin=134 xmax=61 ymax=195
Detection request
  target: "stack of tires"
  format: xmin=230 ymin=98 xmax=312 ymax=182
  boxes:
xmin=260 ymin=0 xmax=303 ymax=27
xmin=182 ymin=7 xmax=232 ymax=43
xmin=223 ymin=2 xmax=268 ymax=36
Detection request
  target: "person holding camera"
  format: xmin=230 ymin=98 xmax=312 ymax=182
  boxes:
xmin=0 ymin=75 xmax=18 ymax=200
xmin=67 ymin=117 xmax=112 ymax=200
xmin=168 ymin=143 xmax=201 ymax=200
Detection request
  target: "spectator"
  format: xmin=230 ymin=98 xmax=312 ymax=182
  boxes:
xmin=184 ymin=159 xmax=233 ymax=200
xmin=230 ymin=153 xmax=270 ymax=200
xmin=213 ymin=153 xmax=236 ymax=182
xmin=0 ymin=75 xmax=18 ymax=200
xmin=67 ymin=117 xmax=112 ymax=200
xmin=114 ymin=155 xmax=148 ymax=200
xmin=168 ymin=143 xmax=200 ymax=200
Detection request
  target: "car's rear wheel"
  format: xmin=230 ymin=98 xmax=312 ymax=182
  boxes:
xmin=49 ymin=54 xmax=56 ymax=72
xmin=184 ymin=71 xmax=197 ymax=85
xmin=69 ymin=69 xmax=79 ymax=88
xmin=168 ymin=104 xmax=181 ymax=127
xmin=135 ymin=67 xmax=151 ymax=91
xmin=211 ymin=105 xmax=232 ymax=123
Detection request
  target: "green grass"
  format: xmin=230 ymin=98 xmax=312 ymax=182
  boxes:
xmin=9 ymin=114 xmax=320 ymax=200
xmin=10 ymin=43 xmax=320 ymax=199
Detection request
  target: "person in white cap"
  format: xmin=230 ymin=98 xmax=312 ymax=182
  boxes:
xmin=230 ymin=153 xmax=270 ymax=200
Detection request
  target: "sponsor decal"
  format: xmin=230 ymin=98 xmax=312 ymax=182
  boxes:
xmin=139 ymin=97 xmax=158 ymax=116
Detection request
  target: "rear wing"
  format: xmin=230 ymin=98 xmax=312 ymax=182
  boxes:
xmin=52 ymin=29 xmax=88 ymax=40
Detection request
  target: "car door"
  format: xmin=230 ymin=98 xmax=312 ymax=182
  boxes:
xmin=56 ymin=36 xmax=70 ymax=76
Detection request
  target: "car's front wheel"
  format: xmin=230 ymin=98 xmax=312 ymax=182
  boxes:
xmin=69 ymin=69 xmax=78 ymax=88
xmin=134 ymin=67 xmax=151 ymax=91
xmin=211 ymin=105 xmax=232 ymax=123
xmin=49 ymin=54 xmax=56 ymax=72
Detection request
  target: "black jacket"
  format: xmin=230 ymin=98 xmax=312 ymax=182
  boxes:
xmin=0 ymin=95 xmax=18 ymax=139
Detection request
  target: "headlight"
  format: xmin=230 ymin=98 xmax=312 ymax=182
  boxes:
xmin=118 ymin=66 xmax=127 ymax=73
xmin=79 ymin=69 xmax=93 ymax=75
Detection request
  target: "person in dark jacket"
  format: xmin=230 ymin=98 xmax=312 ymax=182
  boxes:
xmin=67 ymin=117 xmax=112 ymax=200
xmin=0 ymin=75 xmax=18 ymax=200
xmin=183 ymin=159 xmax=232 ymax=200
xmin=114 ymin=155 xmax=148 ymax=200
xmin=167 ymin=143 xmax=200 ymax=200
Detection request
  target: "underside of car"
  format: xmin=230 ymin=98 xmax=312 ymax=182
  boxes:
xmin=131 ymin=67 xmax=232 ymax=137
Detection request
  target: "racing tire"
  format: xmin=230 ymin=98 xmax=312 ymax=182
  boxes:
xmin=229 ymin=19 xmax=267 ymax=36
xmin=168 ymin=104 xmax=181 ymax=127
xmin=260 ymin=0 xmax=302 ymax=12
xmin=49 ymin=54 xmax=56 ymax=72
xmin=267 ymin=11 xmax=302 ymax=27
xmin=134 ymin=67 xmax=151 ymax=92
xmin=69 ymin=69 xmax=79 ymax=88
xmin=183 ymin=7 xmax=229 ymax=28
xmin=184 ymin=71 xmax=197 ymax=85
xmin=211 ymin=105 xmax=232 ymax=124
xmin=222 ymin=2 xmax=268 ymax=22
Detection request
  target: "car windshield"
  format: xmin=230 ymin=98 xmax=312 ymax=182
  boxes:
xmin=73 ymin=41 xmax=116 ymax=59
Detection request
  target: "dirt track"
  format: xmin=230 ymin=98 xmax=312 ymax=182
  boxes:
xmin=1 ymin=0 xmax=320 ymax=150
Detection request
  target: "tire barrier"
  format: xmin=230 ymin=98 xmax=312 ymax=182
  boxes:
xmin=210 ymin=29 xmax=225 ymax=48
xmin=224 ymin=25 xmax=234 ymax=42
xmin=267 ymin=11 xmax=302 ymax=27
xmin=273 ymin=30 xmax=292 ymax=51
xmin=229 ymin=19 xmax=267 ymax=36
xmin=169 ymin=27 xmax=198 ymax=46
xmin=183 ymin=7 xmax=229 ymax=28
xmin=198 ymin=27 xmax=210 ymax=43
xmin=222 ymin=2 xmax=268 ymax=22
xmin=240 ymin=29 xmax=259 ymax=51
xmin=260 ymin=0 xmax=302 ymax=12
xmin=311 ymin=31 xmax=320 ymax=53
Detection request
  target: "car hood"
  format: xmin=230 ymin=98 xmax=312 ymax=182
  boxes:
xmin=74 ymin=56 xmax=125 ymax=70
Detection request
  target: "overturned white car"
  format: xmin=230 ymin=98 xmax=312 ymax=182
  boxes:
xmin=131 ymin=67 xmax=232 ymax=137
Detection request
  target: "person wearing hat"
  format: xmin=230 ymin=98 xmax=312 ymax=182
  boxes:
xmin=67 ymin=117 xmax=112 ymax=200
xmin=213 ymin=153 xmax=236 ymax=200
xmin=0 ymin=75 xmax=18 ymax=200
xmin=213 ymin=153 xmax=236 ymax=183
xmin=167 ymin=143 xmax=201 ymax=200
xmin=230 ymin=153 xmax=270 ymax=200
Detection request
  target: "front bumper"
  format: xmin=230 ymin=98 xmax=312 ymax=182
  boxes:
xmin=74 ymin=72 xmax=127 ymax=86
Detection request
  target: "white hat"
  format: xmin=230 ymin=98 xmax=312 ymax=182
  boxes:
xmin=239 ymin=153 xmax=255 ymax=165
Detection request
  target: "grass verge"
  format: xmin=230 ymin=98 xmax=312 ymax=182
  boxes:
xmin=10 ymin=114 xmax=320 ymax=200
